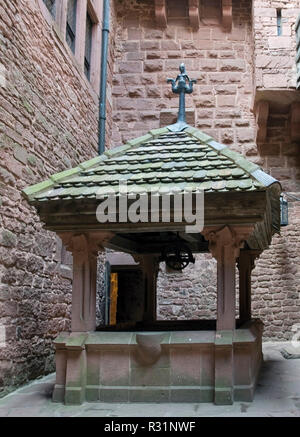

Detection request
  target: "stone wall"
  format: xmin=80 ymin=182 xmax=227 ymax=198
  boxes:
xmin=111 ymin=0 xmax=259 ymax=161
xmin=0 ymin=0 xmax=102 ymax=396
xmin=111 ymin=0 xmax=300 ymax=341
xmin=253 ymin=0 xmax=299 ymax=89
xmin=0 ymin=0 xmax=299 ymax=397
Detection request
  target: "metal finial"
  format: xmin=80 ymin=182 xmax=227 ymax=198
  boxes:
xmin=166 ymin=63 xmax=196 ymax=132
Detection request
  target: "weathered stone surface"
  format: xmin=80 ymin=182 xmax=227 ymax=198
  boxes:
xmin=0 ymin=0 xmax=99 ymax=397
xmin=0 ymin=0 xmax=299 ymax=400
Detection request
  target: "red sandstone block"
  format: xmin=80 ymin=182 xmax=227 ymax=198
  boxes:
xmin=209 ymin=73 xmax=227 ymax=84
xmin=177 ymin=27 xmax=193 ymax=40
xmin=197 ymin=119 xmax=213 ymax=128
xmin=197 ymin=109 xmax=214 ymax=119
xmin=220 ymin=59 xmax=245 ymax=72
xmin=255 ymin=8 xmax=277 ymax=17
xmin=263 ymin=73 xmax=288 ymax=88
xmin=243 ymin=144 xmax=258 ymax=156
xmin=140 ymin=112 xmax=159 ymax=121
xmin=119 ymin=62 xmax=142 ymax=74
xmin=215 ymin=85 xmax=237 ymax=95
xmin=214 ymin=119 xmax=232 ymax=128
xmin=199 ymin=59 xmax=218 ymax=72
xmin=181 ymin=41 xmax=197 ymax=50
xmin=161 ymin=40 xmax=180 ymax=50
xmin=127 ymin=51 xmax=145 ymax=61
xmin=115 ymin=98 xmax=137 ymax=111
xmin=165 ymin=59 xmax=195 ymax=71
xmin=137 ymin=99 xmax=158 ymax=111
xmin=144 ymin=60 xmax=163 ymax=72
xmin=122 ymin=41 xmax=140 ymax=52
xmin=207 ymin=50 xmax=218 ymax=58
xmin=167 ymin=51 xmax=182 ymax=59
xmin=122 ymin=112 xmax=139 ymax=122
xmin=127 ymin=87 xmax=145 ymax=98
xmin=268 ymin=36 xmax=291 ymax=49
xmin=216 ymin=109 xmax=241 ymax=118
xmin=236 ymin=128 xmax=255 ymax=143
xmin=118 ymin=74 xmax=140 ymax=85
xmin=195 ymin=96 xmax=215 ymax=108
xmin=214 ymin=41 xmax=233 ymax=50
xmin=140 ymin=74 xmax=157 ymax=85
xmin=146 ymin=86 xmax=161 ymax=98
xmin=220 ymin=50 xmax=235 ymax=58
xmin=112 ymin=86 xmax=126 ymax=97
xmin=192 ymin=28 xmax=211 ymax=40
xmin=217 ymin=95 xmax=236 ymax=107
xmin=228 ymin=26 xmax=246 ymax=41
xmin=221 ymin=130 xmax=234 ymax=144
xmin=256 ymin=55 xmax=292 ymax=69
xmin=146 ymin=51 xmax=161 ymax=59
xmin=211 ymin=27 xmax=227 ymax=41
xmin=227 ymin=72 xmax=243 ymax=83
xmin=185 ymin=50 xmax=203 ymax=58
xmin=140 ymin=40 xmax=160 ymax=50
xmin=144 ymin=29 xmax=164 ymax=39
xmin=128 ymin=28 xmax=142 ymax=40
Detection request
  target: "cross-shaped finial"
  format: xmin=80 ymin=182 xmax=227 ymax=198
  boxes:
xmin=167 ymin=63 xmax=196 ymax=132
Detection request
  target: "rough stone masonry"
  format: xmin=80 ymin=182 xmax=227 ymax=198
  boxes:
xmin=0 ymin=0 xmax=299 ymax=397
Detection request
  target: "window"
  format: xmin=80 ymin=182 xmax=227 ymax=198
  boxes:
xmin=66 ymin=0 xmax=77 ymax=53
xmin=43 ymin=0 xmax=56 ymax=18
xmin=277 ymin=9 xmax=282 ymax=36
xmin=84 ymin=13 xmax=93 ymax=80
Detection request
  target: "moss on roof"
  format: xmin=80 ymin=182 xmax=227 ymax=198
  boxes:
xmin=23 ymin=126 xmax=279 ymax=202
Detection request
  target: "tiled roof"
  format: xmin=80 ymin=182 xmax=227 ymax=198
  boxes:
xmin=23 ymin=126 xmax=279 ymax=202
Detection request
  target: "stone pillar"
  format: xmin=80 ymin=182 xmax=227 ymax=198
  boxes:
xmin=237 ymin=250 xmax=260 ymax=324
xmin=203 ymin=226 xmax=253 ymax=330
xmin=53 ymin=231 xmax=112 ymax=405
xmin=202 ymin=225 xmax=254 ymax=405
xmin=59 ymin=232 xmax=113 ymax=332
xmin=140 ymin=255 xmax=159 ymax=323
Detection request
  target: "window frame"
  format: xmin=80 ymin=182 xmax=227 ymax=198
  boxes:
xmin=38 ymin=0 xmax=102 ymax=94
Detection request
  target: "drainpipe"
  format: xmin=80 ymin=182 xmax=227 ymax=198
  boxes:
xmin=98 ymin=0 xmax=110 ymax=154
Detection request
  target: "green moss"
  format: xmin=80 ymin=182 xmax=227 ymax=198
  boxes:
xmin=27 ymin=154 xmax=37 ymax=166
xmin=149 ymin=127 xmax=169 ymax=136
xmin=21 ymin=98 xmax=33 ymax=114
xmin=1 ymin=229 xmax=17 ymax=247
xmin=22 ymin=179 xmax=54 ymax=198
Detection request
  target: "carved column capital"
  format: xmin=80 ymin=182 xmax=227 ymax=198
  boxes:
xmin=202 ymin=225 xmax=254 ymax=261
xmin=57 ymin=231 xmax=113 ymax=332
xmin=58 ymin=231 xmax=114 ymax=256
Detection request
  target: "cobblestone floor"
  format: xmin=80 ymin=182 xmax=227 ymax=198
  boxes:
xmin=0 ymin=342 xmax=299 ymax=417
